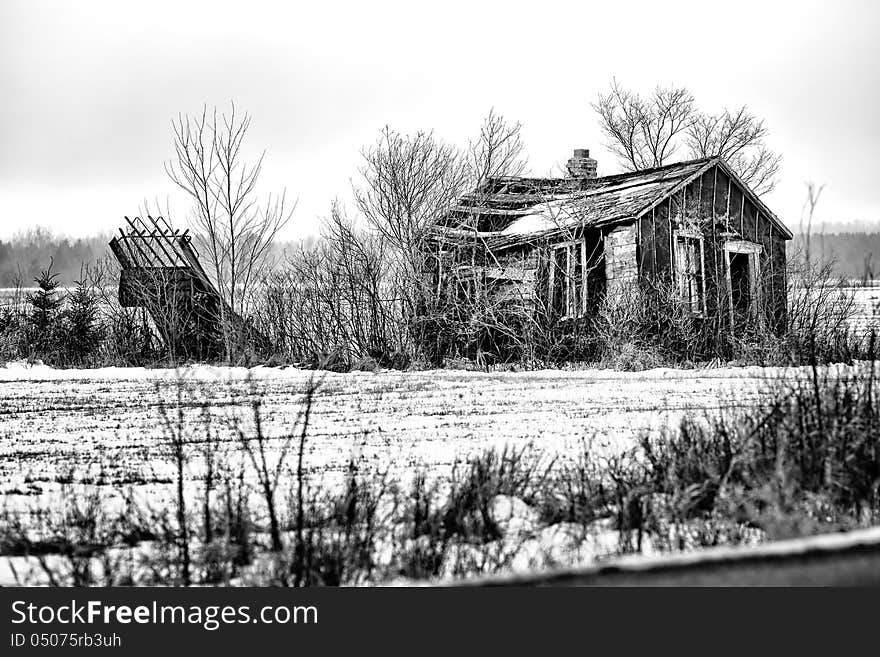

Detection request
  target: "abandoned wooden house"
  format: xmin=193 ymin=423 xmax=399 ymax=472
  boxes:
xmin=426 ymin=149 xmax=792 ymax=356
xmin=109 ymin=216 xmax=257 ymax=360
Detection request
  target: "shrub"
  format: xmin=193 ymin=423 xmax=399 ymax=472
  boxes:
xmin=632 ymin=360 xmax=880 ymax=543
xmin=440 ymin=445 xmax=552 ymax=542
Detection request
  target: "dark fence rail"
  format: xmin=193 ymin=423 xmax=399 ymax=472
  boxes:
xmin=454 ymin=526 xmax=880 ymax=586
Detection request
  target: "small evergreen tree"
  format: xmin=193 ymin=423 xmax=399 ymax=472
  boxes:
xmin=64 ymin=272 xmax=104 ymax=366
xmin=27 ymin=258 xmax=63 ymax=361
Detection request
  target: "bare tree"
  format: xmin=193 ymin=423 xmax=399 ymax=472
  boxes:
xmin=467 ymin=108 xmax=528 ymax=186
xmin=353 ymin=127 xmax=468 ymax=355
xmin=593 ymin=80 xmax=694 ymax=171
xmin=686 ymin=106 xmax=782 ymax=194
xmin=355 ymin=110 xmax=526 ymax=254
xmin=353 ymin=111 xmax=529 ymax=360
xmin=798 ymin=181 xmax=826 ymax=267
xmin=166 ymin=103 xmax=295 ymax=361
xmin=432 ymin=111 xmax=531 ymax=365
xmin=592 ymin=79 xmax=781 ymax=194
xmin=355 ymin=127 xmax=467 ymax=255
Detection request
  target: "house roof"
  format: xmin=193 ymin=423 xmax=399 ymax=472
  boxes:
xmin=435 ymin=157 xmax=792 ymax=249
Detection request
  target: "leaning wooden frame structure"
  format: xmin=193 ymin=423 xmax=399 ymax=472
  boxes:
xmin=108 ymin=215 xmax=260 ymax=361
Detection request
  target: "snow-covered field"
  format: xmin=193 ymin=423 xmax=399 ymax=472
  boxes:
xmin=0 ymin=361 xmax=812 ymax=504
xmin=0 ymin=361 xmax=869 ymax=585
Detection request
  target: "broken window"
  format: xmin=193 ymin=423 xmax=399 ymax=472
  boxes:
xmin=547 ymin=241 xmax=587 ymax=319
xmin=674 ymin=232 xmax=705 ymax=314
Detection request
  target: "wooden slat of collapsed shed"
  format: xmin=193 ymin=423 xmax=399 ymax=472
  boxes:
xmin=110 ymin=216 xmax=219 ymax=294
xmin=449 ymin=526 xmax=880 ymax=587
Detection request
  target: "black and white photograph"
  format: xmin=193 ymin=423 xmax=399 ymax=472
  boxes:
xmin=1 ymin=0 xmax=879 ymax=639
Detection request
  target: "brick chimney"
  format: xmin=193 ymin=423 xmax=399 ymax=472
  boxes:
xmin=566 ymin=148 xmax=597 ymax=180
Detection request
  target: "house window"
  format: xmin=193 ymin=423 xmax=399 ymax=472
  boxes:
xmin=674 ymin=231 xmax=705 ymax=314
xmin=547 ymin=241 xmax=587 ymax=319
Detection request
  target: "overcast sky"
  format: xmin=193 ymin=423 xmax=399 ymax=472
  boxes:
xmin=1 ymin=0 xmax=878 ymax=240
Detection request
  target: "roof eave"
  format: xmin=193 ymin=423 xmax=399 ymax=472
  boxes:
xmin=631 ymin=157 xmax=793 ymax=240
xmin=715 ymin=158 xmax=793 ymax=240
xmin=632 ymin=158 xmax=717 ymax=224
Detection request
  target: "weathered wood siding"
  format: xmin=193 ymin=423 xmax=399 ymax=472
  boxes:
xmin=638 ymin=162 xmax=789 ymax=331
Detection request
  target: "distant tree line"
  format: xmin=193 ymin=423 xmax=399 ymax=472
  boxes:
xmin=0 ymin=228 xmax=110 ymax=288
xmin=0 ymin=227 xmax=301 ymax=290
xmin=3 ymin=227 xmax=876 ymax=291
xmin=788 ymin=232 xmax=880 ymax=281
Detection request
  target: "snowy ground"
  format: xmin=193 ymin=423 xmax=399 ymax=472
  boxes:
xmin=0 ymin=361 xmax=865 ymax=585
xmin=0 ymin=361 xmax=819 ymax=504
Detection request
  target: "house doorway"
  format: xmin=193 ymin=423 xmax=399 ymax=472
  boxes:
xmin=729 ymin=252 xmax=752 ymax=315
xmin=724 ymin=240 xmax=762 ymax=326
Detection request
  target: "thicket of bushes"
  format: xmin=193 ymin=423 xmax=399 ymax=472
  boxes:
xmin=0 ymin=238 xmax=870 ymax=372
xmin=0 ymin=259 xmax=157 ymax=367
xmin=545 ymin=258 xmax=867 ymax=370
xmin=250 ymin=219 xmax=871 ymax=371
xmin=3 ymin=356 xmax=878 ymax=585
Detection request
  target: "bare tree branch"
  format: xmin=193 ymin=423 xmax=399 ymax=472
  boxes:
xmin=165 ymin=103 xmax=295 ymax=361
xmin=686 ymin=105 xmax=782 ymax=194
xmin=592 ymin=79 xmax=694 ymax=171
xmin=593 ymin=80 xmax=781 ymax=194
xmin=467 ymin=108 xmax=528 ymax=186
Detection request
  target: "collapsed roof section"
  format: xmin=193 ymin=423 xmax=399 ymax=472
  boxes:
xmin=435 ymin=157 xmax=790 ymax=250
